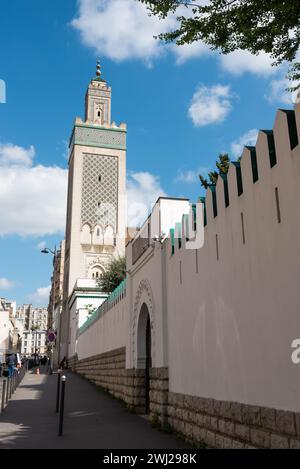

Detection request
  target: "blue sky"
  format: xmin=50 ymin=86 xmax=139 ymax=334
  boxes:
xmin=0 ymin=0 xmax=296 ymax=306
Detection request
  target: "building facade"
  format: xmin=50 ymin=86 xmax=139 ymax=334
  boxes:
xmin=16 ymin=304 xmax=48 ymax=356
xmin=60 ymin=63 xmax=126 ymax=359
xmin=21 ymin=329 xmax=47 ymax=356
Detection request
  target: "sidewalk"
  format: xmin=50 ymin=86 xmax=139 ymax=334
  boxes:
xmin=0 ymin=368 xmax=190 ymax=449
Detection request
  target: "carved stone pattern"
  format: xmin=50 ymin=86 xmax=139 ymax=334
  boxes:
xmin=75 ymin=126 xmax=126 ymax=147
xmin=89 ymin=89 xmax=111 ymax=97
xmin=90 ymin=97 xmax=108 ymax=123
xmin=85 ymin=254 xmax=113 ymax=276
xmin=81 ymin=153 xmax=118 ymax=229
xmin=132 ymin=279 xmax=155 ymax=367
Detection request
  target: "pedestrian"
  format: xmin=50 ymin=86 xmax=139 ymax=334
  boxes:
xmin=6 ymin=353 xmax=16 ymax=377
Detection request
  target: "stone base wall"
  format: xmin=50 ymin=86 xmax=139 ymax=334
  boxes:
xmin=149 ymin=368 xmax=169 ymax=423
xmin=167 ymin=392 xmax=300 ymax=449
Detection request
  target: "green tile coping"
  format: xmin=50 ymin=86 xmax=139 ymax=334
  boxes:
xmin=75 ymin=123 xmax=127 ymax=133
xmin=175 ymin=222 xmax=182 ymax=249
xmin=170 ymin=228 xmax=175 ymax=255
xmin=79 ymin=278 xmax=127 ymax=335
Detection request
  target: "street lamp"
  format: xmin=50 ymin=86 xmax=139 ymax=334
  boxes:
xmin=41 ymin=247 xmax=56 ymax=255
xmin=41 ymin=246 xmax=56 ymax=374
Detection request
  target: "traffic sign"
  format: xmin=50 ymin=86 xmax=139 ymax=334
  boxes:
xmin=47 ymin=332 xmax=56 ymax=343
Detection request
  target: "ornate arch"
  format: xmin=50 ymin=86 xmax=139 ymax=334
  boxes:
xmin=132 ymin=279 xmax=155 ymax=368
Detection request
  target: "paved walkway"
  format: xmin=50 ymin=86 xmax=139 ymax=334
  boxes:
xmin=0 ymin=369 xmax=189 ymax=449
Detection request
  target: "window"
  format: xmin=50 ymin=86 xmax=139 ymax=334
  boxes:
xmin=97 ymin=228 xmax=100 ymax=237
xmin=98 ymin=175 xmax=101 ymax=183
xmin=24 ymin=341 xmax=27 ymax=346
xmin=97 ymin=111 xmax=101 ymax=117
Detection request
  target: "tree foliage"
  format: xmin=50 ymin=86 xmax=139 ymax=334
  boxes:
xmin=199 ymin=153 xmax=230 ymax=188
xmin=98 ymin=256 xmax=126 ymax=294
xmin=138 ymin=0 xmax=300 ymax=88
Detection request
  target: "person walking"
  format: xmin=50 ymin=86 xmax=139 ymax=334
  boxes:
xmin=6 ymin=353 xmax=16 ymax=377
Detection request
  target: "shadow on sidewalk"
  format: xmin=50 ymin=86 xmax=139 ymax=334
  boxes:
xmin=0 ymin=370 xmax=190 ymax=449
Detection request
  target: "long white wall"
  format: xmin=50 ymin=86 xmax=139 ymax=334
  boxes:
xmin=77 ymin=296 xmax=128 ymax=360
xmin=166 ymin=105 xmax=300 ymax=412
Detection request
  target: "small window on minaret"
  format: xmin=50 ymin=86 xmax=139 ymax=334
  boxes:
xmin=98 ymin=175 xmax=101 ymax=183
xmin=97 ymin=202 xmax=101 ymax=208
xmin=98 ymin=111 xmax=101 ymax=117
xmin=97 ymin=228 xmax=100 ymax=237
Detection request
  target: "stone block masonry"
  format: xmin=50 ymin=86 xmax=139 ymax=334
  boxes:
xmin=167 ymin=392 xmax=300 ymax=449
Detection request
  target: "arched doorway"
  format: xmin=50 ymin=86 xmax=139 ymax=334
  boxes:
xmin=137 ymin=302 xmax=152 ymax=414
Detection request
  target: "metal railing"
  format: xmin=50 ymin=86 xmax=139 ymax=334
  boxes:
xmin=0 ymin=365 xmax=26 ymax=413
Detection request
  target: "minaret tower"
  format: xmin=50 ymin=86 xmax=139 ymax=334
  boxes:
xmin=60 ymin=62 xmax=127 ymax=358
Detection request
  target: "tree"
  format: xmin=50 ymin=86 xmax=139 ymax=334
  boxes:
xmin=199 ymin=153 xmax=230 ymax=188
xmin=98 ymin=256 xmax=126 ymax=294
xmin=138 ymin=0 xmax=300 ymax=88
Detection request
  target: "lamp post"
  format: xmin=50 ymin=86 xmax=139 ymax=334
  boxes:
xmin=41 ymin=246 xmax=56 ymax=374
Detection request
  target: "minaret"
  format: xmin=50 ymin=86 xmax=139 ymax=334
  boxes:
xmin=60 ymin=62 xmax=127 ymax=358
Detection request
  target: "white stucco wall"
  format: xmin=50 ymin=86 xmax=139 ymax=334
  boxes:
xmin=165 ymin=107 xmax=300 ymax=412
xmin=76 ymin=295 xmax=128 ymax=360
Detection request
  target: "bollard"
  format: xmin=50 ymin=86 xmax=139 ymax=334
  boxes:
xmin=58 ymin=375 xmax=66 ymax=436
xmin=9 ymin=376 xmax=13 ymax=399
xmin=56 ymin=369 xmax=62 ymax=413
xmin=6 ymin=377 xmax=10 ymax=403
xmin=13 ymin=371 xmax=16 ymax=393
xmin=1 ymin=379 xmax=6 ymax=412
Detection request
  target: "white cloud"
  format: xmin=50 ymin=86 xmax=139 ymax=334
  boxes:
xmin=0 ymin=278 xmax=15 ymax=290
xmin=220 ymin=50 xmax=275 ymax=76
xmin=127 ymin=172 xmax=166 ymax=227
xmin=188 ymin=84 xmax=234 ymax=127
xmin=72 ymin=0 xmax=211 ymax=66
xmin=71 ymin=0 xmax=175 ymax=64
xmin=0 ymin=142 xmax=68 ymax=236
xmin=174 ymin=167 xmax=209 ymax=184
xmin=0 ymin=143 xmax=35 ymax=167
xmin=173 ymin=41 xmax=211 ymax=65
xmin=265 ymin=76 xmax=300 ymax=106
xmin=231 ymin=129 xmax=259 ymax=158
xmin=28 ymin=286 xmax=51 ymax=306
